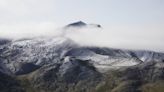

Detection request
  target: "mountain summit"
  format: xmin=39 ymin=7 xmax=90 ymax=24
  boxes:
xmin=65 ymin=21 xmax=102 ymax=29
xmin=66 ymin=21 xmax=87 ymax=28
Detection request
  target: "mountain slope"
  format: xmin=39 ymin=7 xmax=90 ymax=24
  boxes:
xmin=1 ymin=36 xmax=164 ymax=75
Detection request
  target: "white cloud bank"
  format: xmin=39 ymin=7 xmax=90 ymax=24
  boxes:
xmin=0 ymin=22 xmax=57 ymax=39
xmin=0 ymin=21 xmax=164 ymax=52
xmin=0 ymin=0 xmax=164 ymax=52
xmin=64 ymin=25 xmax=164 ymax=52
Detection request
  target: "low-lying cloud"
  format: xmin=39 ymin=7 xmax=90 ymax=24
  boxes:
xmin=0 ymin=0 xmax=164 ymax=52
xmin=0 ymin=23 xmax=164 ymax=52
xmin=64 ymin=25 xmax=164 ymax=52
xmin=0 ymin=22 xmax=58 ymax=39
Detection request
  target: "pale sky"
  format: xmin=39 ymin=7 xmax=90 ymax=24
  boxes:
xmin=0 ymin=0 xmax=164 ymax=52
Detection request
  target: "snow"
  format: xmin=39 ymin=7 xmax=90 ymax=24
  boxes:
xmin=1 ymin=33 xmax=164 ymax=74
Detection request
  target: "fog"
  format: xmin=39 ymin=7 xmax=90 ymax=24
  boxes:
xmin=0 ymin=22 xmax=57 ymax=39
xmin=0 ymin=0 xmax=164 ymax=52
xmin=64 ymin=25 xmax=164 ymax=52
xmin=0 ymin=23 xmax=164 ymax=52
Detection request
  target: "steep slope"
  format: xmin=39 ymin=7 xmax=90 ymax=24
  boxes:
xmin=0 ymin=37 xmax=78 ymax=75
xmin=0 ymin=71 xmax=24 ymax=92
xmin=0 ymin=35 xmax=164 ymax=75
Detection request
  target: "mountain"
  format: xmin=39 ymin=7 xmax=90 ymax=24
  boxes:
xmin=0 ymin=21 xmax=164 ymax=92
xmin=65 ymin=21 xmax=102 ymax=29
xmin=66 ymin=21 xmax=87 ymax=28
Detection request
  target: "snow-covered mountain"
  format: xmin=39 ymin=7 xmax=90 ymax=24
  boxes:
xmin=0 ymin=21 xmax=164 ymax=75
xmin=0 ymin=21 xmax=164 ymax=92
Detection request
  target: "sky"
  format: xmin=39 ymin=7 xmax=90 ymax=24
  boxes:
xmin=0 ymin=0 xmax=164 ymax=52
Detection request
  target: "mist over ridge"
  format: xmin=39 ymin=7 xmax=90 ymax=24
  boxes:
xmin=0 ymin=21 xmax=164 ymax=52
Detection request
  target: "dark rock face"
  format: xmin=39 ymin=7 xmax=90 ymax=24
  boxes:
xmin=65 ymin=21 xmax=87 ymax=28
xmin=0 ymin=60 xmax=11 ymax=74
xmin=15 ymin=62 xmax=40 ymax=75
xmin=0 ymin=38 xmax=11 ymax=45
xmin=0 ymin=71 xmax=24 ymax=92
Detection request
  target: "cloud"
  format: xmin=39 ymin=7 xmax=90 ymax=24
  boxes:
xmin=0 ymin=22 xmax=58 ymax=39
xmin=64 ymin=25 xmax=164 ymax=52
xmin=0 ymin=0 xmax=56 ymax=24
xmin=0 ymin=0 xmax=164 ymax=52
xmin=0 ymin=21 xmax=164 ymax=52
